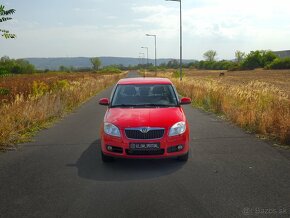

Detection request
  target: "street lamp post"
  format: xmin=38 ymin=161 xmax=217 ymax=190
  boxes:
xmin=141 ymin=46 xmax=149 ymax=68
xmin=139 ymin=52 xmax=145 ymax=67
xmin=146 ymin=34 xmax=157 ymax=68
xmin=166 ymin=0 xmax=182 ymax=81
xmin=141 ymin=47 xmax=149 ymax=77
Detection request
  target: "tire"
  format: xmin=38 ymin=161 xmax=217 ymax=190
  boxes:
xmin=177 ymin=152 xmax=189 ymax=162
xmin=101 ymin=152 xmax=114 ymax=162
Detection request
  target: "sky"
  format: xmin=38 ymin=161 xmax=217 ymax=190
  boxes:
xmin=1 ymin=0 xmax=290 ymax=60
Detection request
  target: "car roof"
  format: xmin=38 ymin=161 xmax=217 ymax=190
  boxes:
xmin=117 ymin=77 xmax=173 ymax=85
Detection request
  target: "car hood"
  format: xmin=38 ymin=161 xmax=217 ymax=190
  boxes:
xmin=105 ymin=107 xmax=185 ymax=129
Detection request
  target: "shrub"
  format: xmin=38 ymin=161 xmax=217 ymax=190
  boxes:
xmin=99 ymin=67 xmax=122 ymax=74
xmin=241 ymin=51 xmax=263 ymax=70
xmin=0 ymin=57 xmax=35 ymax=74
xmin=32 ymin=81 xmax=50 ymax=98
xmin=266 ymin=58 xmax=290 ymax=69
xmin=52 ymin=80 xmax=70 ymax=91
xmin=0 ymin=67 xmax=9 ymax=75
xmin=194 ymin=60 xmax=235 ymax=70
xmin=261 ymin=50 xmax=278 ymax=66
xmin=228 ymin=63 xmax=240 ymax=71
xmin=148 ymin=66 xmax=158 ymax=72
xmin=0 ymin=87 xmax=10 ymax=95
xmin=156 ymin=66 xmax=167 ymax=71
xmin=173 ymin=70 xmax=180 ymax=78
xmin=216 ymin=60 xmax=236 ymax=70
xmin=240 ymin=50 xmax=277 ymax=70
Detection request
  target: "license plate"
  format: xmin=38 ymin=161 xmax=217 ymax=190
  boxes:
xmin=130 ymin=143 xmax=160 ymax=150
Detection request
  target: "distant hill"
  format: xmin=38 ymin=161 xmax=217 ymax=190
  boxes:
xmin=25 ymin=57 xmax=195 ymax=70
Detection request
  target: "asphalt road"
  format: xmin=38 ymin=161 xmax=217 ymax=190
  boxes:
xmin=0 ymin=72 xmax=289 ymax=218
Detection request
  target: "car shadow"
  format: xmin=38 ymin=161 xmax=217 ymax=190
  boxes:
xmin=70 ymin=139 xmax=186 ymax=182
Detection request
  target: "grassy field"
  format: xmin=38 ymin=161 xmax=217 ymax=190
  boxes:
xmin=0 ymin=72 xmax=126 ymax=149
xmin=158 ymin=69 xmax=290 ymax=146
xmin=182 ymin=69 xmax=290 ymax=97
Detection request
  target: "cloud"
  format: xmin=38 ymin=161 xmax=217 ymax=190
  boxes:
xmin=0 ymin=24 xmax=146 ymax=58
xmin=106 ymin=15 xmax=117 ymax=20
xmin=132 ymin=5 xmax=175 ymax=14
xmin=73 ymin=8 xmax=97 ymax=12
xmin=133 ymin=1 xmax=290 ymax=38
xmin=2 ymin=0 xmax=290 ymax=59
xmin=132 ymin=5 xmax=180 ymax=39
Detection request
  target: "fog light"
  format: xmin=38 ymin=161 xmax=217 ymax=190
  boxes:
xmin=177 ymin=145 xmax=183 ymax=150
xmin=107 ymin=145 xmax=113 ymax=151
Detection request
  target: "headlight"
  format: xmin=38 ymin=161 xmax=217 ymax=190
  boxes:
xmin=169 ymin=121 xmax=186 ymax=136
xmin=104 ymin=123 xmax=121 ymax=137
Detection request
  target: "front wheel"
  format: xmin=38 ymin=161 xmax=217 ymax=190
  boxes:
xmin=177 ymin=152 xmax=189 ymax=162
xmin=101 ymin=152 xmax=114 ymax=162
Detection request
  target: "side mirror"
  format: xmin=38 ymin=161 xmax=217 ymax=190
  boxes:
xmin=99 ymin=98 xmax=110 ymax=106
xmin=180 ymin=97 xmax=191 ymax=105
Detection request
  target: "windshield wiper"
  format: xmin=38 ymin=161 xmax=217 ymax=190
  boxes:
xmin=111 ymin=104 xmax=176 ymax=108
xmin=111 ymin=104 xmax=139 ymax=108
xmin=138 ymin=104 xmax=174 ymax=107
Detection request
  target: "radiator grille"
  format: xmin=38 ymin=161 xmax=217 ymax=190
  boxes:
xmin=125 ymin=128 xmax=165 ymax=140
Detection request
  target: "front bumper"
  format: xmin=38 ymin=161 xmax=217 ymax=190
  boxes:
xmin=100 ymin=130 xmax=189 ymax=159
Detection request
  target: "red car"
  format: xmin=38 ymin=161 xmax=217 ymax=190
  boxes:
xmin=99 ymin=77 xmax=191 ymax=162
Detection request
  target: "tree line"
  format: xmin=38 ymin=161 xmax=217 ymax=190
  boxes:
xmin=1 ymin=51 xmax=289 ymax=76
xmin=131 ymin=50 xmax=290 ymax=71
xmin=0 ymin=56 xmax=36 ymax=75
xmin=1 ymin=4 xmax=289 ymax=74
xmin=192 ymin=50 xmax=290 ymax=70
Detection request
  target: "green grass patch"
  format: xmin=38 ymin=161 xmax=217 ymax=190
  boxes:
xmin=0 ymin=87 xmax=10 ymax=95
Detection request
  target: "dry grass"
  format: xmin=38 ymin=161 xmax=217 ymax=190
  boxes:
xmin=158 ymin=69 xmax=290 ymax=145
xmin=183 ymin=69 xmax=290 ymax=97
xmin=0 ymin=72 xmax=110 ymax=102
xmin=0 ymin=72 xmax=126 ymax=149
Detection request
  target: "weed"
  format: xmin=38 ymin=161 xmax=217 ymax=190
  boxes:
xmin=52 ymin=79 xmax=70 ymax=91
xmin=172 ymin=71 xmax=180 ymax=78
xmin=0 ymin=88 xmax=10 ymax=95
xmin=159 ymin=71 xmax=290 ymax=145
xmin=32 ymin=81 xmax=50 ymax=98
xmin=0 ymin=72 xmax=126 ymax=149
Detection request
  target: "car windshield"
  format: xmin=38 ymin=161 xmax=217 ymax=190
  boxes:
xmin=111 ymin=84 xmax=179 ymax=108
